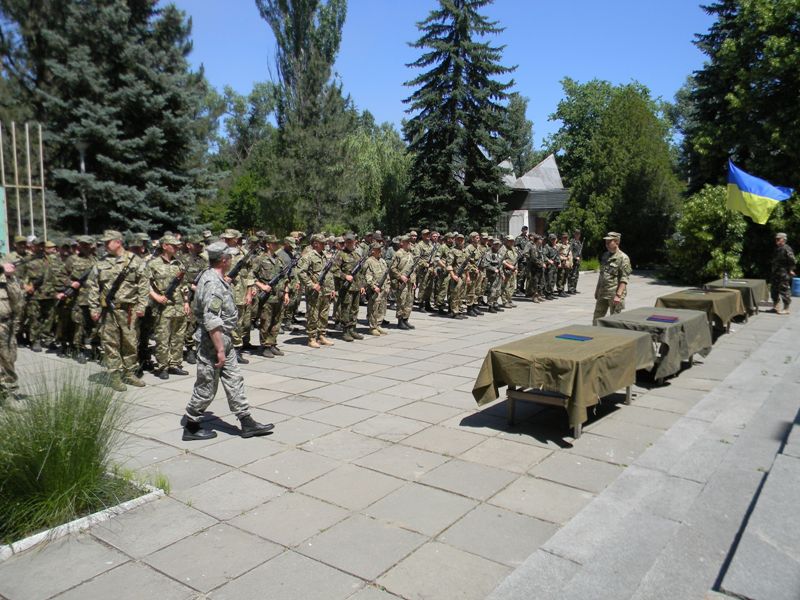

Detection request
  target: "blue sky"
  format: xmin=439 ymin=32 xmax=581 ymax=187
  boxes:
xmin=170 ymin=0 xmax=715 ymax=147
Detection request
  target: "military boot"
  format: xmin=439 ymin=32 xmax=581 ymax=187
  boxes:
xmin=368 ymin=328 xmax=382 ymax=336
xmin=185 ymin=349 xmax=197 ymax=365
xmin=123 ymin=373 xmax=146 ymax=388
xmin=404 ymin=319 xmax=415 ymax=330
xmin=31 ymin=341 xmax=42 ymax=352
xmin=342 ymin=329 xmax=355 ymax=342
xmin=319 ymin=336 xmax=335 ymax=346
xmin=269 ymin=345 xmax=284 ymax=356
xmin=398 ymin=319 xmax=411 ymax=330
xmin=488 ymin=305 xmax=498 ymax=313
xmin=259 ymin=346 xmax=275 ymax=358
xmin=107 ymin=373 xmax=127 ymax=392
xmin=308 ymin=338 xmax=321 ymax=349
xmin=351 ymin=328 xmax=364 ymax=340
xmin=182 ymin=419 xmax=217 ymax=441
xmin=240 ymin=415 xmax=275 ymax=438
xmin=236 ymin=349 xmax=249 ymax=364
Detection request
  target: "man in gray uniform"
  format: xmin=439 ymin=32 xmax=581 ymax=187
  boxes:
xmin=182 ymin=241 xmax=274 ymax=441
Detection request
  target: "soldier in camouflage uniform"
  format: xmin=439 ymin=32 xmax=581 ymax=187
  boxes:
xmin=0 ymin=260 xmax=23 ymax=401
xmin=221 ymin=229 xmax=256 ymax=364
xmin=446 ymin=232 xmax=469 ymax=318
xmin=593 ymin=231 xmax=632 ymax=324
xmin=278 ymin=236 xmax=301 ymax=334
xmin=770 ymin=232 xmax=796 ymax=314
xmin=181 ymin=235 xmax=208 ymax=365
xmin=252 ymin=235 xmax=290 ymax=357
xmin=568 ymin=229 xmax=583 ymax=294
xmin=147 ymin=235 xmax=190 ymax=378
xmin=464 ymin=232 xmax=483 ymax=316
xmin=501 ymin=235 xmax=519 ymax=307
xmin=65 ymin=235 xmax=98 ymax=363
xmin=182 ymin=241 xmax=274 ymax=441
xmin=433 ymin=232 xmax=453 ymax=314
xmin=526 ymin=234 xmax=546 ymax=301
xmin=414 ymin=229 xmax=434 ymax=311
xmin=484 ymin=239 xmax=504 ymax=312
xmin=6 ymin=235 xmax=30 ymax=344
xmin=543 ymin=234 xmax=558 ymax=299
xmin=555 ymin=232 xmax=573 ymax=297
xmin=477 ymin=232 xmax=491 ymax=306
xmin=298 ymin=234 xmax=336 ymax=348
xmin=333 ymin=233 xmax=366 ymax=342
xmin=87 ymin=230 xmax=149 ymax=391
xmin=390 ymin=235 xmax=416 ymax=330
xmin=331 ymin=235 xmax=346 ymax=329
xmin=364 ymin=242 xmax=390 ymax=335
xmin=24 ymin=240 xmax=68 ymax=352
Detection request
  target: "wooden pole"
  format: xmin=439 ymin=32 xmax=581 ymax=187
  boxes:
xmin=25 ymin=123 xmax=35 ymax=237
xmin=11 ymin=122 xmax=22 ymax=235
xmin=38 ymin=124 xmax=47 ymax=241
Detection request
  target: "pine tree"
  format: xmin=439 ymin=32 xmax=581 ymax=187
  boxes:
xmin=403 ymin=0 xmax=515 ymax=232
xmin=0 ymin=0 xmax=214 ymax=234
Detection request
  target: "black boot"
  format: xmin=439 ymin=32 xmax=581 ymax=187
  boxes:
xmin=270 ymin=345 xmax=284 ymax=357
xmin=182 ymin=419 xmax=217 ymax=441
xmin=168 ymin=366 xmax=189 ymax=376
xmin=351 ymin=328 xmax=365 ymax=340
xmin=404 ymin=319 xmax=415 ymax=330
xmin=259 ymin=345 xmax=275 ymax=358
xmin=236 ymin=349 xmax=249 ymax=364
xmin=438 ymin=308 xmax=447 ymax=315
xmin=240 ymin=415 xmax=274 ymax=438
xmin=398 ymin=319 xmax=411 ymax=330
xmin=473 ymin=305 xmax=484 ymax=315
xmin=488 ymin=305 xmax=498 ymax=313
xmin=185 ymin=349 xmax=197 ymax=365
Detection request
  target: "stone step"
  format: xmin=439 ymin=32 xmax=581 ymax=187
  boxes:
xmin=488 ymin=312 xmax=799 ymax=600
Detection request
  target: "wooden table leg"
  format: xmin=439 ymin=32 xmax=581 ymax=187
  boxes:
xmin=625 ymin=385 xmax=632 ymax=405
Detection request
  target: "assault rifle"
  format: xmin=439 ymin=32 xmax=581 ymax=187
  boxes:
xmin=339 ymin=253 xmax=368 ymax=293
xmin=57 ymin=266 xmax=94 ymax=305
xmin=317 ymin=255 xmax=335 ymax=287
xmin=455 ymin=253 xmax=471 ymax=278
xmin=256 ymin=256 xmax=300 ymax=304
xmin=100 ymin=253 xmax=136 ymax=322
xmin=227 ymin=248 xmax=260 ymax=282
xmin=163 ymin=269 xmax=186 ymax=302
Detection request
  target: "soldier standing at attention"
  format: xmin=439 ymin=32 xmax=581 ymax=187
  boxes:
xmin=253 ymin=235 xmax=290 ymax=356
xmin=390 ymin=234 xmax=416 ymax=330
xmin=221 ymin=229 xmax=255 ymax=364
xmin=464 ymin=232 xmax=483 ymax=317
xmin=278 ymin=236 xmax=301 ymax=334
xmin=484 ymin=239 xmax=504 ymax=313
xmin=333 ymin=233 xmax=366 ymax=342
xmin=181 ymin=235 xmax=208 ymax=365
xmin=593 ymin=231 xmax=632 ymax=324
xmin=555 ymin=232 xmax=573 ymax=297
xmin=67 ymin=235 xmax=98 ymax=363
xmin=364 ymin=242 xmax=390 ymax=336
xmin=770 ymin=232 xmax=796 ymax=315
xmin=147 ymin=235 xmax=190 ymax=379
xmin=26 ymin=240 xmax=68 ymax=352
xmin=298 ymin=234 xmax=336 ymax=348
xmin=501 ymin=235 xmax=519 ymax=308
xmin=568 ymin=229 xmax=583 ymax=294
xmin=182 ymin=241 xmax=274 ymax=441
xmin=543 ymin=234 xmax=558 ymax=300
xmin=434 ymin=232 xmax=453 ymax=314
xmin=447 ymin=232 xmax=469 ymax=319
xmin=0 ymin=260 xmax=23 ymax=401
xmin=415 ymin=229 xmax=433 ymax=311
xmin=87 ymin=230 xmax=149 ymax=391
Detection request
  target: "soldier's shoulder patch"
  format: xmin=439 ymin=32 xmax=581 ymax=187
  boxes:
xmin=209 ymin=296 xmax=223 ymax=314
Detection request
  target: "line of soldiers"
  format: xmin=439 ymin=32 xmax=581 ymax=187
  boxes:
xmin=512 ymin=227 xmax=584 ymax=301
xmin=0 ymin=224 xmax=585 ymax=396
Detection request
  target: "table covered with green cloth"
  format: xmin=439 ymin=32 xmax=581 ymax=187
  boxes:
xmin=472 ymin=325 xmax=655 ymax=427
xmin=596 ymin=307 xmax=712 ymax=380
xmin=655 ymin=289 xmax=745 ymax=328
xmin=704 ymin=278 xmax=768 ymax=314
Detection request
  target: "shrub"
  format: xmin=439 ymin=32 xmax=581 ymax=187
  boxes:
xmin=0 ymin=370 xmax=136 ymax=543
xmin=580 ymin=257 xmax=600 ymax=271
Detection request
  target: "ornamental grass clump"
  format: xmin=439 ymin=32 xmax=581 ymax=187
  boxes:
xmin=0 ymin=370 xmax=136 ymax=544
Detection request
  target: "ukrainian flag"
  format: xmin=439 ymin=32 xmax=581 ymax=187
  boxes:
xmin=727 ymin=160 xmax=794 ymax=225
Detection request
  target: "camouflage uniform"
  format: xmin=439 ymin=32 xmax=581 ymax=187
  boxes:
xmin=364 ymin=249 xmax=390 ymax=333
xmin=224 ymin=238 xmax=256 ymax=350
xmin=181 ymin=247 xmax=208 ymax=360
xmin=87 ymin=243 xmax=149 ymax=383
xmin=770 ymin=236 xmax=796 ymax=310
xmin=415 ymin=236 xmax=434 ymax=307
xmin=0 ymin=266 xmax=23 ymax=398
xmin=185 ymin=266 xmax=251 ymax=421
xmin=390 ymin=241 xmax=415 ymax=322
xmin=501 ymin=242 xmax=519 ymax=305
xmin=484 ymin=245 xmax=504 ymax=309
xmin=334 ymin=240 xmax=366 ymax=340
xmin=277 ymin=241 xmax=301 ymax=331
xmin=65 ymin=246 xmax=97 ymax=356
xmin=252 ymin=249 xmax=287 ymax=349
xmin=297 ymin=239 xmax=335 ymax=343
xmin=464 ymin=238 xmax=481 ymax=310
xmin=446 ymin=237 xmax=469 ymax=316
xmin=568 ymin=235 xmax=583 ymax=293
xmin=24 ymin=246 xmax=67 ymax=349
xmin=593 ymin=236 xmax=632 ymax=324
xmin=543 ymin=237 xmax=558 ymax=297
xmin=555 ymin=237 xmax=573 ymax=294
xmin=147 ymin=251 xmax=189 ymax=372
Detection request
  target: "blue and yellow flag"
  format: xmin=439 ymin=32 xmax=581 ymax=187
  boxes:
xmin=727 ymin=160 xmax=794 ymax=225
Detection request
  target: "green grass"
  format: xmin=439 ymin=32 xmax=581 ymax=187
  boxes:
xmin=0 ymin=370 xmax=140 ymax=544
xmin=580 ymin=257 xmax=600 ymax=271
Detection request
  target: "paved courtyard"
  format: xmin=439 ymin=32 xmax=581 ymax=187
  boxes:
xmin=1 ymin=271 xmax=796 ymax=600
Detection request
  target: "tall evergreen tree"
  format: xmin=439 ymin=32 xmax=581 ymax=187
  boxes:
xmin=403 ymin=0 xmax=515 ymax=231
xmin=0 ymin=0 xmax=215 ymax=234
xmin=500 ymin=92 xmax=536 ymax=176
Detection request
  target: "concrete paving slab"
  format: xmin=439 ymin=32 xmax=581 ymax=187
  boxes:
xmin=459 ymin=437 xmax=553 ymax=473
xmin=350 ymin=413 xmax=429 ymax=442
xmin=92 ymin=496 xmax=217 ymax=558
xmin=343 ymin=390 xmax=417 ymax=412
xmin=192 ymin=435 xmax=286 ymax=467
xmin=380 ymin=381 xmax=438 ymax=401
xmin=486 ymin=548 xmax=580 ymax=600
xmin=300 ymin=514 xmax=425 ymax=580
xmin=228 ymin=492 xmax=349 ymax=547
xmin=566 ymin=432 xmax=651 ymax=466
xmin=529 ymin=451 xmax=624 ymax=493
xmin=585 ymin=417 xmax=665 ymax=445
xmin=439 ymin=504 xmax=558 ymax=567
xmin=419 ymin=458 xmax=517 ymax=500
xmin=303 ymin=404 xmax=376 ymax=427
xmin=298 ymin=464 xmax=404 ymax=510
xmin=345 ymin=586 xmax=402 ymax=600
xmin=400 ymin=425 xmax=485 ymax=456
xmin=364 ymin=482 xmax=477 ymax=536
xmin=300 ymin=429 xmax=390 ymax=461
xmin=266 ymin=416 xmax=337 ymax=445
xmin=304 ymin=383 xmax=371 ymax=404
xmin=609 ymin=404 xmax=683 ymax=430
xmin=110 ymin=435 xmax=185 ymax=470
xmin=489 ymin=476 xmax=594 ymax=524
xmin=173 ymin=470 xmax=284 ymax=520
xmin=210 ymin=550 xmax=362 ymax=600
xmin=243 ymin=448 xmax=340 ymax=488
xmin=54 ymin=561 xmax=195 ymax=600
xmin=378 ymin=541 xmax=511 ymax=600
xmin=0 ymin=535 xmax=129 ymax=600
xmin=262 ymin=394 xmax=330 ymax=416
xmin=144 ymin=523 xmax=281 ymax=593
xmin=352 ymin=444 xmax=449 ymax=480
xmin=140 ymin=453 xmax=232 ymax=492
xmin=390 ymin=400 xmax=465 ymax=424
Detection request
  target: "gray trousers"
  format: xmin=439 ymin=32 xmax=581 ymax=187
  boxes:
xmin=186 ymin=332 xmax=250 ymax=422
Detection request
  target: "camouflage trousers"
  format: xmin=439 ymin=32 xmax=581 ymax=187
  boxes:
xmin=184 ymin=310 xmax=197 ymax=351
xmin=434 ymin=273 xmax=448 ymax=308
xmin=465 ymin=270 xmax=479 ymax=306
xmin=545 ymin=266 xmax=556 ymax=295
xmin=502 ymin=272 xmax=516 ymax=304
xmin=557 ymin=267 xmax=569 ymax=292
xmin=152 ymin=309 xmax=187 ymax=370
xmin=305 ymin=288 xmax=331 ymax=340
xmin=568 ymin=262 xmax=581 ymax=293
xmin=0 ymin=318 xmax=18 ymax=395
xmin=257 ymin=301 xmax=283 ymax=346
xmin=186 ymin=332 xmax=250 ymax=421
xmin=338 ymin=288 xmax=360 ymax=329
xmin=71 ymin=304 xmax=97 ymax=349
xmin=593 ymin=297 xmax=625 ymax=325
xmin=416 ymin=267 xmax=433 ymax=305
xmin=394 ymin=279 xmax=414 ymax=319
xmin=283 ymin=287 xmax=301 ymax=327
xmin=486 ymin=274 xmax=502 ymax=305
xmin=27 ymin=298 xmax=56 ymax=345
xmin=231 ymin=303 xmax=251 ymax=348
xmin=770 ymin=273 xmax=792 ymax=308
xmin=101 ymin=306 xmax=140 ymax=376
xmin=449 ymin=277 xmax=466 ymax=314
xmin=367 ymin=290 xmax=388 ymax=330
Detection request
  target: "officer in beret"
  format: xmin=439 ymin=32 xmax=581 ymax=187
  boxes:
xmin=182 ymin=241 xmax=274 ymax=440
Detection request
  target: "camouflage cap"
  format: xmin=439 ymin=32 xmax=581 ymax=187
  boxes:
xmin=161 ymin=234 xmax=180 ymax=246
xmin=206 ymin=241 xmax=233 ymax=261
xmin=391 ymin=236 xmax=401 ymax=244
xmin=132 ymin=232 xmax=151 ymax=242
xmin=186 ymin=234 xmax=204 ymax=244
xmin=310 ymin=233 xmax=326 ymax=244
xmin=455 ymin=232 xmax=465 ymax=239
xmin=247 ymin=235 xmax=260 ymax=244
xmin=444 ymin=232 xmax=454 ymax=238
xmin=13 ymin=235 xmax=27 ymax=244
xmin=44 ymin=240 xmax=57 ymax=248
xmin=283 ymin=236 xmax=297 ymax=248
xmin=343 ymin=232 xmax=355 ymax=241
xmin=480 ymin=231 xmax=489 ymax=238
xmin=374 ymin=230 xmax=382 ymax=236
xmin=220 ymin=228 xmax=241 ymax=239
xmin=573 ymin=228 xmax=581 ymax=234
xmin=76 ymin=235 xmax=94 ymax=245
xmin=561 ymin=232 xmax=569 ymax=238
xmin=409 ymin=230 xmax=418 ymax=237
xmin=420 ymin=228 xmax=430 ymax=235
xmin=100 ymin=230 xmax=123 ymax=242
xmin=334 ymin=236 xmax=344 ymax=244
xmin=548 ymin=233 xmax=557 ymax=240
xmin=255 ymin=230 xmax=267 ymax=239
xmin=491 ymin=238 xmax=501 ymax=245
xmin=370 ymin=241 xmax=383 ymax=250
xmin=603 ymin=231 xmax=621 ymax=241
xmin=776 ymin=232 xmax=788 ymax=240
xmin=469 ymin=231 xmax=479 ymax=239
xmin=400 ymin=234 xmax=410 ymax=242
xmin=505 ymin=234 xmax=515 ymax=241
xmin=373 ymin=232 xmax=384 ymax=241
xmin=202 ymin=229 xmax=213 ymax=239
xmin=263 ymin=234 xmax=278 ymax=243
